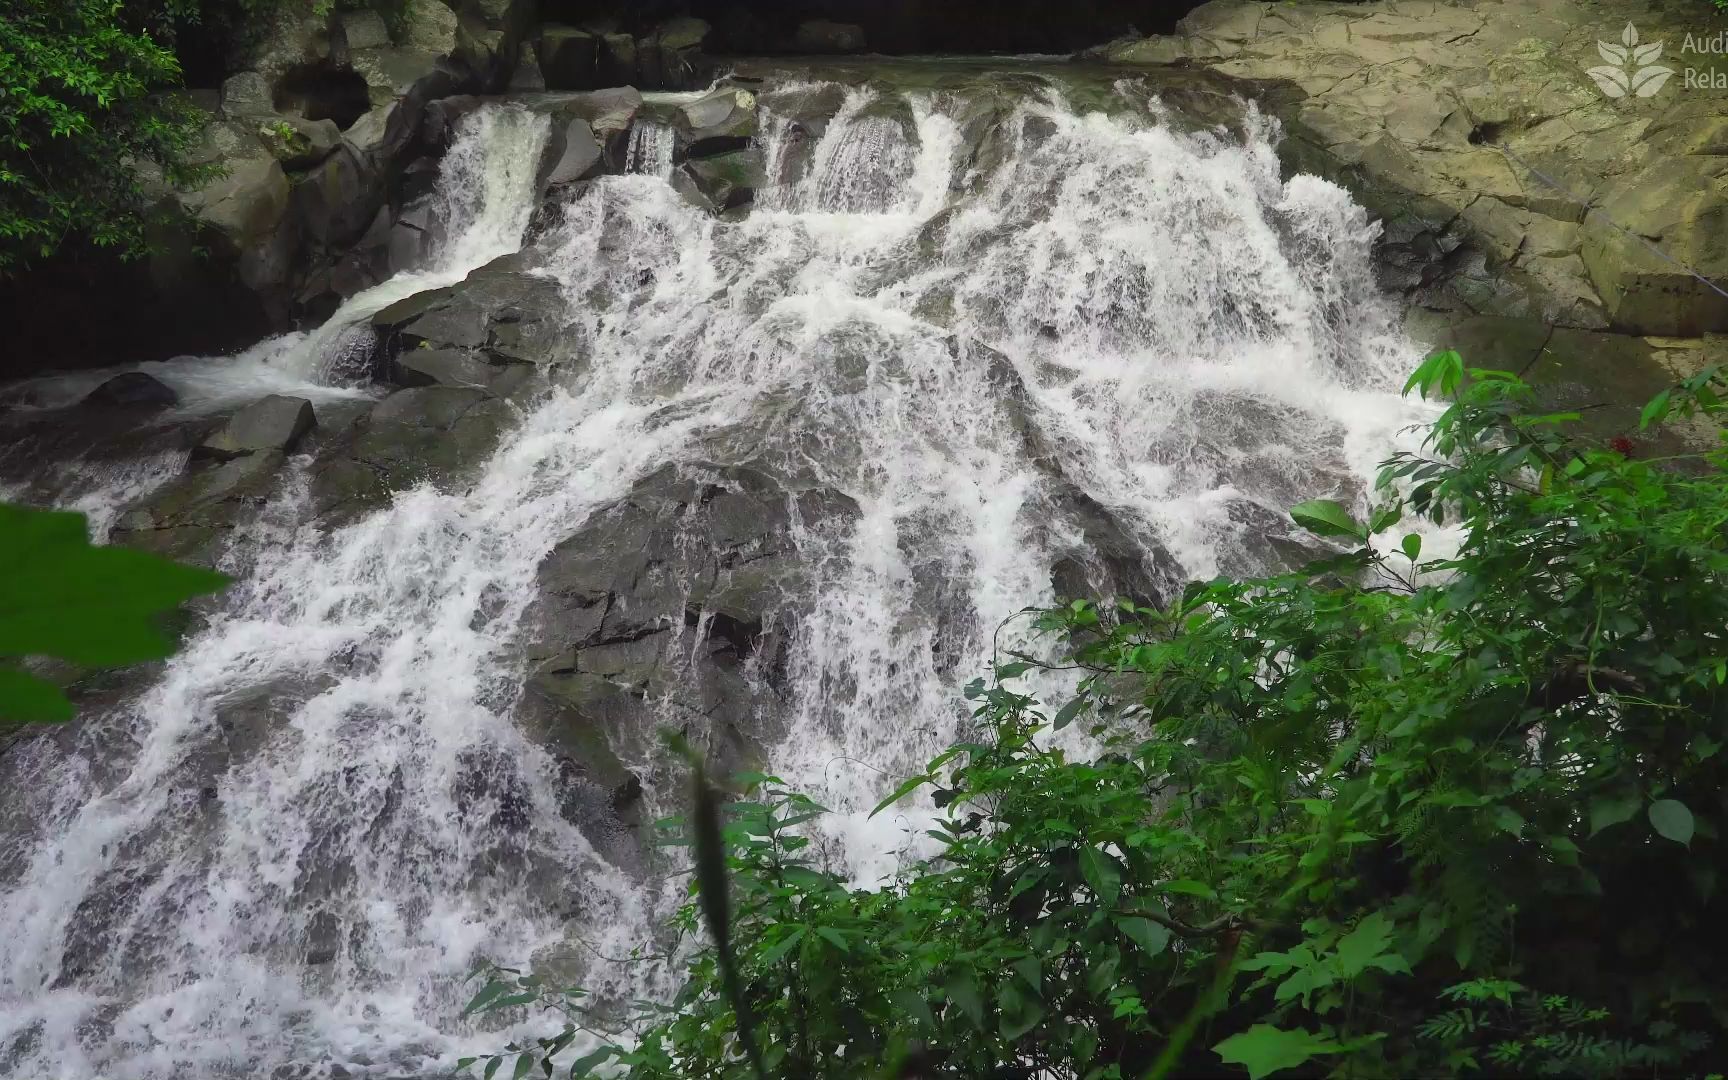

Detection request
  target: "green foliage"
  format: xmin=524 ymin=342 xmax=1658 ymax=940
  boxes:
xmin=0 ymin=0 xmax=217 ymax=271
xmin=467 ymin=358 xmax=1728 ymax=1077
xmin=0 ymin=503 xmax=227 ymax=728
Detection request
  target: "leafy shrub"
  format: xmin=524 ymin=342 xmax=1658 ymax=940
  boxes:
xmin=0 ymin=0 xmax=215 ymax=272
xmin=466 ymin=356 xmax=1726 ymax=1078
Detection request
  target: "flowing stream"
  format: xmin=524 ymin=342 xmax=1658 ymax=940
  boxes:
xmin=0 ymin=71 xmax=1433 ymax=1078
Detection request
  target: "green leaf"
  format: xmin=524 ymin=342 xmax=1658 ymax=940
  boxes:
xmin=998 ymin=980 xmax=1045 ymax=1042
xmin=890 ymin=987 xmax=935 ymax=1029
xmin=869 ymin=773 xmax=931 ymax=818
xmin=1052 ymin=695 xmax=1087 ymax=731
xmin=1648 ymin=799 xmax=1695 ymax=846
xmin=1640 ymin=388 xmax=1673 ymax=430
xmin=1289 ymin=499 xmax=1365 ymax=541
xmin=813 ymin=926 xmax=850 ymax=953
xmin=1213 ymin=1024 xmax=1342 ymax=1080
xmin=512 ymin=1052 xmax=535 ymax=1080
xmin=1162 ymin=879 xmax=1217 ymax=899
xmin=1078 ymin=846 xmax=1121 ymax=906
xmin=463 ymin=979 xmax=513 ymax=1016
xmin=995 ymin=660 xmax=1034 ymax=680
xmin=1013 ymin=954 xmax=1042 ymax=992
xmin=1333 ymin=911 xmax=1397 ymax=979
xmin=945 ymin=973 xmax=985 ymax=1030
xmin=1588 ymin=794 xmax=1641 ymax=837
xmin=566 ymin=1046 xmax=615 ymax=1076
xmin=758 ymin=926 xmax=806 ymax=966
xmin=1400 ymin=533 xmax=1422 ymax=561
xmin=1115 ymin=916 xmax=1171 ymax=958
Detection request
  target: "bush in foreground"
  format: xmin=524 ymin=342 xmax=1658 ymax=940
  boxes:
xmin=468 ymin=354 xmax=1727 ymax=1079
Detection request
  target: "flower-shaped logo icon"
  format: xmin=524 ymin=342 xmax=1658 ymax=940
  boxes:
xmin=1587 ymin=23 xmax=1675 ymax=98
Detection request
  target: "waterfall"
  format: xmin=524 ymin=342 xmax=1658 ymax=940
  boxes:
xmin=624 ymin=121 xmax=676 ymax=178
xmin=0 ymin=74 xmax=1435 ymax=1078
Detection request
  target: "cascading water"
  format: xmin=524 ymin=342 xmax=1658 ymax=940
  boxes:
xmin=0 ymin=71 xmax=1436 ymax=1078
xmin=624 ymin=121 xmax=677 ymax=179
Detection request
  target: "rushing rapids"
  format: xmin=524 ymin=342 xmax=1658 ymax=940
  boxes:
xmin=0 ymin=67 xmax=1435 ymax=1078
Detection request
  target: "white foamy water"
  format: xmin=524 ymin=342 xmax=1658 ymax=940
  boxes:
xmin=2 ymin=106 xmax=549 ymax=417
xmin=624 ymin=120 xmax=677 ymax=178
xmin=0 ymin=76 xmax=1437 ymax=1077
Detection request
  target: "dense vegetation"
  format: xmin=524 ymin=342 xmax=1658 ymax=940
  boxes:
xmin=465 ymin=355 xmax=1728 ymax=1078
xmin=0 ymin=0 xmax=401 ymax=273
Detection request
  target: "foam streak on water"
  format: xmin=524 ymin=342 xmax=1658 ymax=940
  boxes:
xmin=0 ymin=79 xmax=1436 ymax=1077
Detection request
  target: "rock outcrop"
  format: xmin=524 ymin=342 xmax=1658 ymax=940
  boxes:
xmin=1105 ymin=0 xmax=1728 ymax=443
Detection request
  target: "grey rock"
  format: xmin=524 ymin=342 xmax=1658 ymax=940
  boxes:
xmin=539 ymin=118 xmax=603 ymax=187
xmin=421 ymin=94 xmax=481 ymax=150
xmin=673 ymin=149 xmax=765 ymax=214
xmin=598 ymin=32 xmax=637 ymax=86
xmin=335 ymin=10 xmax=391 ymax=52
xmin=257 ymin=114 xmax=341 ymax=169
xmin=219 ymin=71 xmax=276 ymax=118
xmin=310 ymin=386 xmax=514 ymax=518
xmin=678 ymin=87 xmax=756 ymax=143
xmin=507 ymin=45 xmax=546 ymax=92
xmin=196 ymin=395 xmax=316 ymax=462
xmin=293 ymin=144 xmax=384 ymax=247
xmin=538 ymin=25 xmax=599 ymax=90
xmin=401 ymin=0 xmax=459 ymax=55
xmin=524 ymin=461 xmax=858 ymax=794
xmin=554 ymin=86 xmax=642 ymax=141
xmin=388 ymin=347 xmax=533 ymax=396
xmin=181 ymin=153 xmax=291 ymax=250
xmin=111 ymin=450 xmax=288 ymax=565
xmin=372 ymin=261 xmax=579 ymax=367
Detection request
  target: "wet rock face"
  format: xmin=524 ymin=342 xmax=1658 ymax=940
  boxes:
xmin=1110 ymin=0 xmax=1728 ymax=344
xmin=371 ymin=257 xmax=584 ymax=369
xmin=524 ymin=462 xmax=860 ymax=785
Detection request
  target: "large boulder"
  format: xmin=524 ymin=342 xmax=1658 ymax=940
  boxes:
xmin=310 ymin=386 xmax=515 ymax=518
xmin=673 ymin=149 xmax=766 ymax=214
xmin=401 ymin=0 xmax=460 ymax=55
xmin=652 ymin=17 xmax=712 ymax=88
xmin=537 ymin=117 xmax=604 ymax=188
xmin=371 ymin=258 xmax=582 ymax=371
xmin=524 ymin=461 xmax=859 ymax=787
xmin=111 ymin=450 xmax=291 ymax=564
xmin=677 ymin=86 xmax=757 ymax=148
xmin=179 ymin=126 xmax=291 ymax=250
xmin=195 ymin=395 xmax=316 ymax=462
xmin=292 ymin=143 xmax=384 ymax=248
xmin=388 ymin=347 xmax=534 ymax=396
xmin=538 ymin=25 xmax=599 ymax=90
xmin=257 ymin=114 xmax=342 ymax=168
xmin=219 ymin=71 xmax=277 ymax=118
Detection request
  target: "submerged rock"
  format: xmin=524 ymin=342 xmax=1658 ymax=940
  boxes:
xmin=81 ymin=373 xmax=178 ymax=411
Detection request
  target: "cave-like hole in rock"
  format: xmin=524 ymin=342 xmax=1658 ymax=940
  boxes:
xmin=274 ymin=63 xmax=372 ymax=129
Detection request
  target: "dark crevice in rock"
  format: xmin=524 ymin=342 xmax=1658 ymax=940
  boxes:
xmin=274 ymin=62 xmax=372 ymax=129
